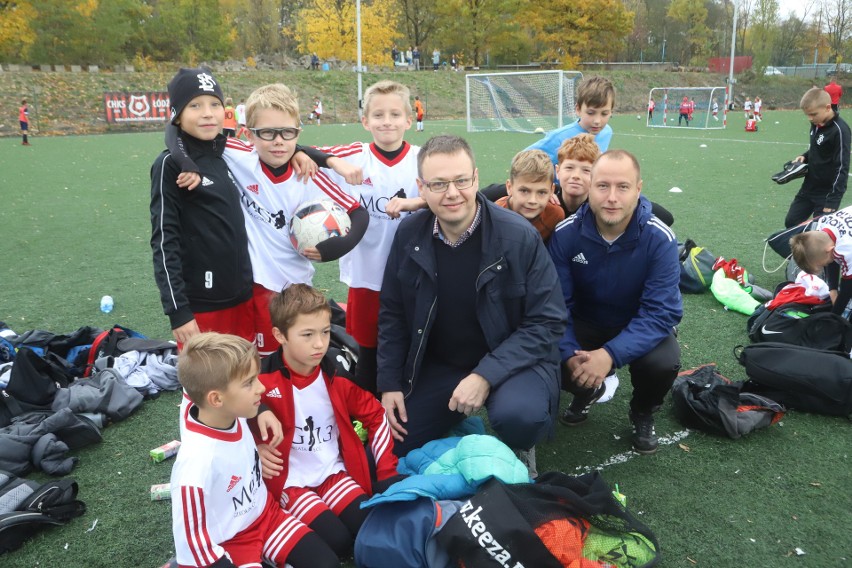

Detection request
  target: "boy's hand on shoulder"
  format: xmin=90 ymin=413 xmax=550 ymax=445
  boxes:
xmin=257 ymin=410 xmax=284 ymax=447
xmin=328 ymin=157 xmax=364 ymax=185
xmin=291 ymin=151 xmax=318 ymax=182
xmin=386 ymin=196 xmax=427 ymax=218
xmin=257 ymin=444 xmax=284 ymax=479
xmin=176 ymin=171 xmax=202 ymax=190
xmin=172 ymin=319 xmax=201 ymax=343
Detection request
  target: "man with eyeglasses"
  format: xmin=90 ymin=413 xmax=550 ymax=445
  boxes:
xmin=377 ymin=135 xmax=566 ymax=476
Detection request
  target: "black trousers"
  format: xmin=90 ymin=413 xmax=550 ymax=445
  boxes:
xmin=562 ymin=318 xmax=680 ymax=413
xmin=785 ymin=192 xmax=832 ymax=228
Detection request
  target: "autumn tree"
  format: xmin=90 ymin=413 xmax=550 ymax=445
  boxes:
xmin=395 ymin=0 xmax=440 ymax=53
xmin=667 ymin=0 xmax=712 ymax=65
xmin=431 ymin=0 xmax=524 ymax=67
xmin=823 ymin=0 xmax=852 ymax=62
xmin=222 ymin=0 xmax=282 ymax=57
xmin=0 ymin=1 xmax=37 ymax=62
xmin=523 ymin=0 xmax=634 ymax=67
xmin=296 ymin=0 xmax=401 ymax=67
xmin=140 ymin=0 xmax=233 ymax=63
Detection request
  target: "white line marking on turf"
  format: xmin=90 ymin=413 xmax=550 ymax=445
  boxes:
xmin=573 ymin=429 xmax=691 ymax=474
xmin=618 ymin=133 xmax=803 ymax=146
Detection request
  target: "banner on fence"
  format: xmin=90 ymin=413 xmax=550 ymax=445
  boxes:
xmin=103 ymin=92 xmax=170 ymax=123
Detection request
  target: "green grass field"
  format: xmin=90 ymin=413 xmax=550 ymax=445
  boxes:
xmin=1 ymin=112 xmax=850 ymax=567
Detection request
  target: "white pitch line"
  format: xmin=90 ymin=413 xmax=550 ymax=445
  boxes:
xmin=572 ymin=429 xmax=691 ymax=474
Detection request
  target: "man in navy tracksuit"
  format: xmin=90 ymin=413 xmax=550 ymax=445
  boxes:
xmin=378 ymin=135 xmax=566 ymax=473
xmin=548 ymin=150 xmax=682 ymax=454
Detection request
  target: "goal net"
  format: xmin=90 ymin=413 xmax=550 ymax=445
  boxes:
xmin=466 ymin=70 xmax=583 ymax=133
xmin=647 ymin=87 xmax=728 ymax=129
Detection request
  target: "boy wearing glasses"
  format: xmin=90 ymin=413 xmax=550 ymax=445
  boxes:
xmin=165 ymin=83 xmax=369 ymax=354
xmin=379 ymin=135 xmax=566 ymax=476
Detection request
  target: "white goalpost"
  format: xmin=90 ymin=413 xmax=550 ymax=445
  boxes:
xmin=466 ymin=70 xmax=583 ymax=133
xmin=647 ymin=87 xmax=728 ymax=130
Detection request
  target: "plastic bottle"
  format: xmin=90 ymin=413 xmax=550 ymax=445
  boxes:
xmin=100 ymin=295 xmax=114 ymax=314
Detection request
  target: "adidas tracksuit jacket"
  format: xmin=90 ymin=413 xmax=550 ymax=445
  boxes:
xmin=150 ymin=132 xmax=253 ymax=329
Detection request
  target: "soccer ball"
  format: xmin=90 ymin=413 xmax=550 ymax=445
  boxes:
xmin=534 ymin=127 xmax=545 ymax=134
xmin=289 ymin=199 xmax=351 ymax=253
xmin=637 ymin=115 xmax=641 ymax=120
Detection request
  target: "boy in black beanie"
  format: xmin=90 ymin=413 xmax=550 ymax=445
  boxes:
xmin=150 ymin=67 xmax=254 ymax=345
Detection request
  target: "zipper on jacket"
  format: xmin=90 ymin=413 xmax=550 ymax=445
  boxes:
xmin=406 ymin=295 xmax=437 ymax=398
xmin=475 ymin=257 xmax=505 ymax=289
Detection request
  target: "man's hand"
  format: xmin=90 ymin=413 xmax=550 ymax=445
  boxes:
xmin=793 ymin=155 xmax=806 ymax=164
xmin=570 ymin=348 xmax=613 ymax=390
xmin=172 ymin=319 xmax=201 ymax=344
xmin=328 ymin=157 xmax=364 ymax=185
xmin=290 ymin=151 xmax=318 ymax=182
xmin=448 ymin=373 xmax=491 ymax=416
xmin=823 ymin=207 xmax=837 ymax=213
xmin=176 ymin=171 xmax=201 ymax=190
xmin=257 ymin=444 xmax=284 ymax=479
xmin=382 ymin=391 xmax=408 ymax=442
xmin=256 ymin=410 xmax=284 ymax=448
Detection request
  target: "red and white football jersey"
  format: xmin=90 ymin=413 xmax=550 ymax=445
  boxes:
xmin=320 ymin=141 xmax=420 ymax=290
xmin=171 ymin=407 xmax=266 ymax=566
xmin=224 ymin=139 xmax=359 ymax=291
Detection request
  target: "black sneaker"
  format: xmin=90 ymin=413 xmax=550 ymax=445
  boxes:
xmin=559 ymin=385 xmax=606 ymax=426
xmin=771 ymin=160 xmax=808 ymax=184
xmin=629 ymin=410 xmax=658 ymax=454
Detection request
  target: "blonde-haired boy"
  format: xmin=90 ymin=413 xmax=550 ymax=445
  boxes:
xmin=171 ymin=332 xmax=339 ymax=568
xmin=783 ymin=87 xmax=851 ymax=228
xmin=496 ymin=149 xmax=564 ymax=242
xmin=318 ymin=79 xmax=425 ymax=394
xmin=790 ymin=205 xmax=852 ymax=318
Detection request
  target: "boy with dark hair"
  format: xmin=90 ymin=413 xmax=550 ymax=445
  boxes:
xmin=254 ymin=284 xmax=399 ymax=558
xmin=497 ymin=149 xmax=564 ymax=242
xmin=171 ymin=332 xmax=339 ymax=568
xmin=784 ymin=87 xmax=851 ymax=228
xmin=526 ymin=75 xmax=615 ymax=161
xmin=150 ymin=68 xmax=254 ymax=344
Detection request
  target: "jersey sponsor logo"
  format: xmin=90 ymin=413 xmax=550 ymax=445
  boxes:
xmin=201 ymin=177 xmax=214 ymax=187
xmin=572 ymin=252 xmax=588 ymax=264
xmin=267 ymin=387 xmax=282 ymax=398
xmin=226 ymin=475 xmax=242 ymax=492
xmin=239 ymin=192 xmax=288 ymax=230
xmin=231 ymin=450 xmax=263 ymax=513
xmin=360 ymin=188 xmax=408 ymax=220
xmin=246 ymin=184 xmax=259 ymax=194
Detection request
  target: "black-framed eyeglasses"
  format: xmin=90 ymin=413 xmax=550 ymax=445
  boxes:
xmin=420 ymin=173 xmax=476 ymax=193
xmin=249 ymin=127 xmax=302 ymax=141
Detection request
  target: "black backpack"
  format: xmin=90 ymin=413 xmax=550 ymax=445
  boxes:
xmin=679 ymin=239 xmax=716 ymax=293
xmin=736 ymin=343 xmax=852 ymax=418
xmin=747 ymin=302 xmax=852 ymax=351
xmin=0 ymin=470 xmax=86 ymax=554
xmin=672 ymin=364 xmax=784 ymax=438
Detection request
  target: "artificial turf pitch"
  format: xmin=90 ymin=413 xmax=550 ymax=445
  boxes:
xmin=1 ymin=112 xmax=849 ymax=567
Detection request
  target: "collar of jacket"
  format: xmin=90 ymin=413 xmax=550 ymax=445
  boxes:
xmin=180 ymin=130 xmax=227 ymax=158
xmin=261 ymin=347 xmax=338 ymax=381
xmin=575 ymin=195 xmax=653 ymax=248
xmin=408 ymin=193 xmax=507 ymax=287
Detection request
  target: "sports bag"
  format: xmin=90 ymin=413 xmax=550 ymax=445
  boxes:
xmin=679 ymin=239 xmax=716 ymax=293
xmin=747 ymin=302 xmax=851 ymax=350
xmin=78 ymin=326 xmax=174 ymax=377
xmin=735 ymin=343 xmax=852 ymax=417
xmin=0 ymin=469 xmax=86 ymax=554
xmin=672 ymin=364 xmax=784 ymax=438
xmin=437 ymin=472 xmax=660 ymax=568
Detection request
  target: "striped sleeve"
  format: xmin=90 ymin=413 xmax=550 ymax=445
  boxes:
xmin=173 ymin=485 xmax=226 ymax=567
xmin=313 ymin=170 xmax=360 ymax=212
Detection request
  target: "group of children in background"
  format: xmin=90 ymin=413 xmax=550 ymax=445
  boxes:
xmin=152 ymin=66 xmax=847 ymax=567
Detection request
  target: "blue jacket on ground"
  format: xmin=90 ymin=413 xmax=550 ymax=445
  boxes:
xmin=547 ymin=196 xmax=682 ymax=368
xmin=377 ymin=193 xmax=566 ymax=397
xmin=525 ymin=121 xmax=613 ymax=164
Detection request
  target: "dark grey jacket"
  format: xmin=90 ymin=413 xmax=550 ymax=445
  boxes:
xmin=377 ymin=194 xmax=567 ymax=397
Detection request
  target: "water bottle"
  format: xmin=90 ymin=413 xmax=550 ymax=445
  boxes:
xmin=100 ymin=295 xmax=114 ymax=314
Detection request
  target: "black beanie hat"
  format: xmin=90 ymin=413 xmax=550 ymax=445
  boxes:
xmin=168 ymin=67 xmax=224 ymax=125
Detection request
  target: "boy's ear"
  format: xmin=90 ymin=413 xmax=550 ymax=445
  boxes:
xmin=272 ymin=326 xmax=287 ymax=345
xmin=206 ymin=388 xmax=225 ymax=409
xmin=505 ymin=179 xmax=513 ymax=195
